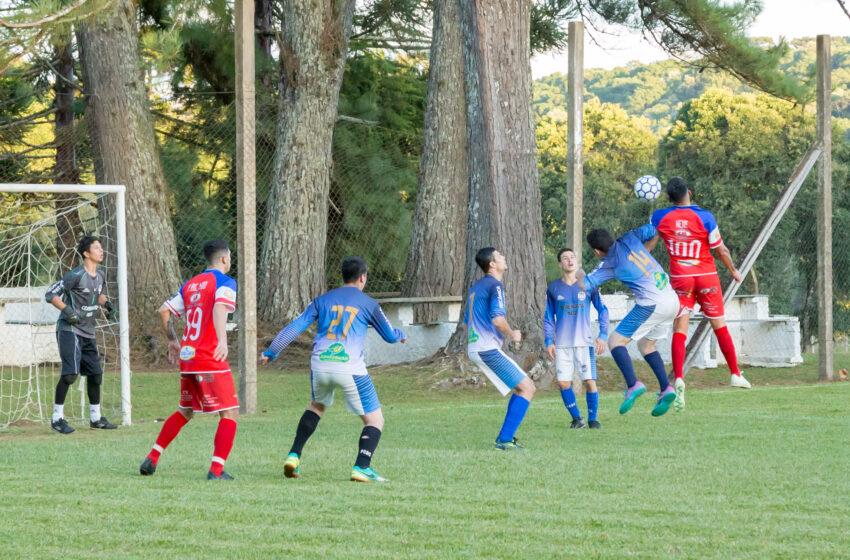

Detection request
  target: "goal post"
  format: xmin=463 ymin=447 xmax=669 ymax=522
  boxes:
xmin=0 ymin=184 xmax=131 ymax=428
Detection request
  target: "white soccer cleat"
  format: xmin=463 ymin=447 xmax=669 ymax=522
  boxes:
xmin=730 ymin=374 xmax=752 ymax=389
xmin=674 ymin=377 xmax=686 ymax=411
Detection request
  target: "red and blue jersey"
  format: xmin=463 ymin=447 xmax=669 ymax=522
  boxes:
xmin=650 ymin=205 xmax=722 ymax=277
xmin=164 ymin=269 xmax=237 ymax=374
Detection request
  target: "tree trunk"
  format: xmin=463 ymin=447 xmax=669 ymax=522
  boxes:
xmin=447 ymin=0 xmax=548 ymax=375
xmin=402 ymin=0 xmax=468 ymax=324
xmin=77 ymin=0 xmax=181 ymax=335
xmin=53 ymin=39 xmax=84 ymax=271
xmin=259 ymin=0 xmax=356 ymax=324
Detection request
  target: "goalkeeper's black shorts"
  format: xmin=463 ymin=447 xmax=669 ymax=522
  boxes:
xmin=57 ymin=330 xmax=103 ymax=376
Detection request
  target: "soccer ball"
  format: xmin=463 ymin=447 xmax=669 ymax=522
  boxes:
xmin=634 ymin=175 xmax=662 ymax=201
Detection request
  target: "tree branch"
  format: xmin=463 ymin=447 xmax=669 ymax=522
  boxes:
xmin=0 ymin=0 xmax=97 ymax=29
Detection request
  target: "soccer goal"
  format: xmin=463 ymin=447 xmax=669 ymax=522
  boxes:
xmin=0 ymin=184 xmax=130 ymax=429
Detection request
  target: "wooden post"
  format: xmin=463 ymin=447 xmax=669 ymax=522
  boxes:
xmin=235 ymin=0 xmax=257 ymax=412
xmin=566 ymin=21 xmax=584 ymax=265
xmin=817 ymin=34 xmax=833 ymax=382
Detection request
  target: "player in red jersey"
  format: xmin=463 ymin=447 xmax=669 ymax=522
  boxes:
xmin=139 ymin=239 xmax=239 ymax=480
xmin=649 ymin=177 xmax=751 ymax=411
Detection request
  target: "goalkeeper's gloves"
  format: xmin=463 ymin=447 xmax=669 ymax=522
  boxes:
xmin=104 ymin=300 xmax=117 ymax=321
xmin=61 ymin=306 xmax=81 ymax=325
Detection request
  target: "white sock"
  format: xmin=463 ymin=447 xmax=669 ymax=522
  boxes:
xmin=52 ymin=404 xmax=64 ymax=422
xmin=90 ymin=404 xmax=101 ymax=422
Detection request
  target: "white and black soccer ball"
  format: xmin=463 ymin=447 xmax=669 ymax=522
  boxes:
xmin=633 ymin=175 xmax=662 ymax=201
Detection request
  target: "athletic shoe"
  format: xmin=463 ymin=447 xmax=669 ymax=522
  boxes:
xmin=51 ymin=418 xmax=74 ymax=434
xmin=674 ymin=377 xmax=686 ymax=412
xmin=651 ymin=386 xmax=677 ymax=417
xmin=588 ymin=420 xmax=602 ymax=429
xmin=139 ymin=457 xmax=156 ymax=476
xmin=494 ymin=437 xmax=525 ymax=451
xmin=90 ymin=416 xmax=118 ymax=429
xmin=570 ymin=418 xmax=586 ymax=429
xmin=207 ymin=471 xmax=234 ymax=480
xmin=618 ymin=381 xmax=647 ymax=415
xmin=350 ymin=466 xmax=388 ymax=483
xmin=283 ymin=452 xmax=301 ymax=479
xmin=730 ymin=373 xmax=752 ymax=389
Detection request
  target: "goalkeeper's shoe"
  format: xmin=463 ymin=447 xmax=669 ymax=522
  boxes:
xmin=651 ymin=386 xmax=676 ymax=417
xmin=90 ymin=416 xmax=117 ymax=429
xmin=674 ymin=377 xmax=686 ymax=412
xmin=619 ymin=381 xmax=646 ymax=415
xmin=350 ymin=466 xmax=388 ymax=483
xmin=139 ymin=457 xmax=156 ymax=476
xmin=207 ymin=471 xmax=234 ymax=481
xmin=494 ymin=437 xmax=525 ymax=451
xmin=51 ymin=418 xmax=74 ymax=434
xmin=283 ymin=453 xmax=301 ymax=479
xmin=730 ymin=373 xmax=752 ymax=389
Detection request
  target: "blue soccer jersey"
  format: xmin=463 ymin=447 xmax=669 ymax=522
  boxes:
xmin=544 ymin=280 xmax=609 ymax=348
xmin=465 ymin=275 xmax=507 ymax=352
xmin=263 ymin=286 xmax=406 ymax=375
xmin=584 ymin=224 xmax=675 ymax=306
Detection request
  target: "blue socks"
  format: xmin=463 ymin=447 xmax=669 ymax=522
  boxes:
xmin=610 ymin=346 xmax=638 ymax=388
xmin=497 ymin=393 xmax=530 ymax=443
xmin=560 ymin=387 xmax=581 ymax=420
xmin=586 ymin=391 xmax=599 ymax=422
xmin=643 ymin=351 xmax=670 ymax=391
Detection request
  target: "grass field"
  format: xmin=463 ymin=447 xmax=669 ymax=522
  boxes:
xmin=2 ymin=357 xmax=850 ymax=559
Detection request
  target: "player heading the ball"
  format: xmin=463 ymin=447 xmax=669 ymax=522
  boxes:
xmin=260 ymin=256 xmax=407 ymax=484
xmin=578 ymin=226 xmax=678 ymax=417
xmin=465 ymin=247 xmax=536 ymax=450
xmin=140 ymin=239 xmax=239 ymax=480
xmin=544 ymin=248 xmax=609 ymax=429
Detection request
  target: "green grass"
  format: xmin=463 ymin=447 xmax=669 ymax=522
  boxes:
xmin=2 ymin=362 xmax=850 ymax=559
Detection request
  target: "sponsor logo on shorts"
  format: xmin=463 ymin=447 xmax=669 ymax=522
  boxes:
xmin=319 ymin=342 xmax=350 ymax=363
xmin=468 ymin=327 xmax=479 ymax=343
xmin=653 ymin=271 xmax=669 ymax=290
xmin=698 ymin=287 xmax=718 ymax=294
xmin=179 ymin=345 xmax=196 ymax=361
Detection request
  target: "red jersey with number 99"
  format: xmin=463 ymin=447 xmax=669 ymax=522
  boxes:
xmin=650 ymin=205 xmax=723 ymax=278
xmin=163 ymin=269 xmax=237 ymax=374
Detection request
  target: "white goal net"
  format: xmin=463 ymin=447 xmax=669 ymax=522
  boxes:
xmin=0 ymin=185 xmax=130 ymax=429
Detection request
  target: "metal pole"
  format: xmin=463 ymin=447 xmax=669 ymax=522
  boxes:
xmin=115 ymin=187 xmax=132 ymax=425
xmin=817 ymin=34 xmax=833 ymax=382
xmin=235 ymin=0 xmax=257 ymax=413
xmin=566 ymin=21 xmax=584 ymax=265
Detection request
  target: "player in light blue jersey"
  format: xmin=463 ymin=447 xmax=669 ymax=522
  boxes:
xmin=465 ymin=247 xmax=536 ymax=450
xmin=544 ymin=248 xmax=609 ymax=429
xmin=578 ymin=225 xmax=679 ymax=417
xmin=260 ymin=256 xmax=406 ymax=483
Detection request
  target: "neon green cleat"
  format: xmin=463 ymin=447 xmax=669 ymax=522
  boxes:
xmin=674 ymin=377 xmax=686 ymax=412
xmin=351 ymin=466 xmax=388 ymax=483
xmin=651 ymin=386 xmax=676 ymax=417
xmin=283 ymin=452 xmax=301 ymax=479
xmin=494 ymin=437 xmax=525 ymax=451
xmin=619 ymin=381 xmax=647 ymax=415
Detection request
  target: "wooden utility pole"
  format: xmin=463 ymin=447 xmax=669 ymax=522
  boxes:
xmin=566 ymin=21 xmax=584 ymax=264
xmin=817 ymin=34 xmax=833 ymax=382
xmin=235 ymin=0 xmax=257 ymax=412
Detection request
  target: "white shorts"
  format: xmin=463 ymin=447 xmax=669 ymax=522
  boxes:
xmin=310 ymin=371 xmax=380 ymax=415
xmin=467 ymin=348 xmax=528 ymax=396
xmin=555 ymin=346 xmax=597 ymax=382
xmin=615 ymin=291 xmax=678 ymax=342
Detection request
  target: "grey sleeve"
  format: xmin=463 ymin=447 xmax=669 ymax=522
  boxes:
xmin=44 ymin=270 xmax=76 ymax=303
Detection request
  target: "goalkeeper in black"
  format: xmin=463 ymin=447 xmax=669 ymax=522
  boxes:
xmin=45 ymin=235 xmax=117 ymax=434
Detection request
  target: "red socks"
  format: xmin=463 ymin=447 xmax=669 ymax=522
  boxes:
xmin=714 ymin=326 xmax=741 ymax=375
xmin=148 ymin=411 xmax=189 ymax=465
xmin=210 ymin=418 xmax=238 ymax=476
xmin=671 ymin=332 xmax=687 ymax=380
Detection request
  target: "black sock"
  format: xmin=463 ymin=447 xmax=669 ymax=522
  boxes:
xmin=289 ymin=410 xmax=321 ymax=456
xmin=87 ymin=374 xmax=102 ymax=405
xmin=354 ymin=426 xmax=382 ymax=469
xmin=54 ymin=374 xmax=77 ymax=405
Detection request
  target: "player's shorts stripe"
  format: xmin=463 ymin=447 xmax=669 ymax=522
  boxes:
xmin=616 ymin=304 xmax=656 ymax=338
xmin=589 ymin=345 xmax=597 ymax=379
xmin=310 ymin=371 xmax=316 ymax=402
xmin=478 ymin=349 xmax=526 ymax=390
xmin=353 ymin=374 xmax=380 ymax=414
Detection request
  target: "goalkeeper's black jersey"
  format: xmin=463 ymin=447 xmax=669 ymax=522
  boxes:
xmin=44 ymin=266 xmax=106 ymax=339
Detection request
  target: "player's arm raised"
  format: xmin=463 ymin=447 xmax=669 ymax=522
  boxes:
xmin=260 ymin=302 xmax=318 ymax=365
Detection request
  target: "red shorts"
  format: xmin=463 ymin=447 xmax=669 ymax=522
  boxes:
xmin=179 ymin=371 xmax=239 ymax=413
xmin=670 ymin=274 xmax=725 ymax=319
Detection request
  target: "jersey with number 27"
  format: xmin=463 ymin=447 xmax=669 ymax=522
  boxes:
xmin=164 ymin=269 xmax=237 ymax=374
